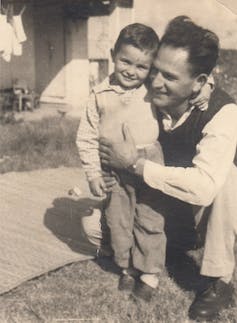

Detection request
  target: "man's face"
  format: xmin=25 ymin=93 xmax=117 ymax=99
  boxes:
xmin=150 ymin=45 xmax=198 ymax=113
xmin=112 ymin=44 xmax=153 ymax=89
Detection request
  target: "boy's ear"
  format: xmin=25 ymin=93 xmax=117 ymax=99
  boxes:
xmin=193 ymin=74 xmax=208 ymax=93
xmin=110 ymin=48 xmax=115 ymax=62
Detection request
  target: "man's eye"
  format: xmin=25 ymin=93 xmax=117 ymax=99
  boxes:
xmin=164 ymin=73 xmax=176 ymax=81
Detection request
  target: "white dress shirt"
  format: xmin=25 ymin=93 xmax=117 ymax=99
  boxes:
xmin=142 ymin=103 xmax=237 ymax=206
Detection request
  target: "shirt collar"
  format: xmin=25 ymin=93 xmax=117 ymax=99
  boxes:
xmin=106 ymin=74 xmax=127 ymax=94
xmin=161 ymin=101 xmax=208 ymax=118
xmin=161 ymin=103 xmax=208 ymax=132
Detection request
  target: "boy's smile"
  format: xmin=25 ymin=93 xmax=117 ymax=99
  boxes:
xmin=112 ymin=44 xmax=154 ymax=89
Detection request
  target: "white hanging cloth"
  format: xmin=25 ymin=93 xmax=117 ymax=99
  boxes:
xmin=12 ymin=6 xmax=27 ymax=43
xmin=0 ymin=13 xmax=14 ymax=62
xmin=12 ymin=27 xmax=23 ymax=56
xmin=0 ymin=5 xmax=27 ymax=61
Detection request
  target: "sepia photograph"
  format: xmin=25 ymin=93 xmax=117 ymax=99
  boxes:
xmin=0 ymin=0 xmax=237 ymax=322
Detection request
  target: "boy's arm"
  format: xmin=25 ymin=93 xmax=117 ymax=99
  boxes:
xmin=207 ymin=73 xmax=215 ymax=90
xmin=189 ymin=73 xmax=215 ymax=108
xmin=76 ymin=92 xmax=102 ymax=181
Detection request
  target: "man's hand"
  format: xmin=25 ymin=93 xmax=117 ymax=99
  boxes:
xmin=99 ymin=124 xmax=138 ymax=170
xmin=89 ymin=176 xmax=106 ymax=197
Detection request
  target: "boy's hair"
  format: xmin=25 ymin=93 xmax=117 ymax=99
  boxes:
xmin=160 ymin=16 xmax=219 ymax=76
xmin=114 ymin=23 xmax=159 ymax=57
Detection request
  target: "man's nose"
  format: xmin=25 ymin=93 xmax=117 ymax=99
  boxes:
xmin=151 ymin=72 xmax=164 ymax=88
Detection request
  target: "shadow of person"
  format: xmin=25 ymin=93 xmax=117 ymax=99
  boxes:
xmin=95 ymin=256 xmax=120 ymax=276
xmin=165 ymin=245 xmax=210 ymax=293
xmin=44 ymin=197 xmax=102 ymax=256
xmin=44 ymin=195 xmax=210 ymax=290
xmin=164 ymin=196 xmax=208 ymax=293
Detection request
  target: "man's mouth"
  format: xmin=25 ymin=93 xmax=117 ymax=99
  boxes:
xmin=152 ymin=91 xmax=167 ymax=97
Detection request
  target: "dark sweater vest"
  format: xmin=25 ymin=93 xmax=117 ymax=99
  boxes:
xmin=158 ymin=88 xmax=236 ymax=167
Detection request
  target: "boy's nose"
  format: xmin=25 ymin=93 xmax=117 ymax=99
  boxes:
xmin=125 ymin=65 xmax=136 ymax=76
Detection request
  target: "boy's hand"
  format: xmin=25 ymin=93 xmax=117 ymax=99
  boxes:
xmin=89 ymin=177 xmax=106 ymax=197
xmin=190 ymin=83 xmax=212 ymax=110
xmin=102 ymin=171 xmax=117 ymax=192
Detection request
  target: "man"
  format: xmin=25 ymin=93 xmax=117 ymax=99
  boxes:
xmin=85 ymin=17 xmax=237 ymax=320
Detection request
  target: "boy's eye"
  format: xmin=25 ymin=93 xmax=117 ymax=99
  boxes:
xmin=120 ymin=59 xmax=130 ymax=64
xmin=138 ymin=65 xmax=149 ymax=70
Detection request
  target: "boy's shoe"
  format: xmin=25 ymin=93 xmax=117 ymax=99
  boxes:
xmin=131 ymin=279 xmax=155 ymax=302
xmin=118 ymin=274 xmax=135 ymax=292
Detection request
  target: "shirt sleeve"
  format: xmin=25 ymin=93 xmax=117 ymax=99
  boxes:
xmin=76 ymin=92 xmax=102 ymax=181
xmin=143 ymin=103 xmax=237 ymax=206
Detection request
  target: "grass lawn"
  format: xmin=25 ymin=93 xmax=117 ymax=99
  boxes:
xmin=0 ymin=116 xmax=81 ymax=174
xmin=0 ymin=251 xmax=236 ymax=322
xmin=0 ymin=49 xmax=237 ymax=322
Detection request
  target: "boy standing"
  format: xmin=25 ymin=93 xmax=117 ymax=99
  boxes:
xmin=77 ymin=23 xmax=212 ymax=301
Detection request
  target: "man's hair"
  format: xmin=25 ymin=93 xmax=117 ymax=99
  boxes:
xmin=113 ymin=23 xmax=159 ymax=57
xmin=160 ymin=16 xmax=220 ymax=76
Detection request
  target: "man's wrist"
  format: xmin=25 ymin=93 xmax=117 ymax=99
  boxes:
xmin=127 ymin=158 xmax=145 ymax=176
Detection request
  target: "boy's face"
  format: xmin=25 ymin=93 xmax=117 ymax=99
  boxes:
xmin=112 ymin=44 xmax=154 ymax=89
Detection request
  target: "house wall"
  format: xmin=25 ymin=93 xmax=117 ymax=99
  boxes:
xmin=1 ymin=0 xmax=235 ymax=109
xmin=64 ymin=18 xmax=89 ymax=107
xmin=0 ymin=1 xmax=135 ymax=108
xmin=33 ymin=4 xmax=91 ymax=107
xmin=88 ymin=16 xmax=110 ymax=60
xmin=34 ymin=2 xmax=66 ymax=103
xmin=0 ymin=3 xmax=35 ymax=90
xmin=65 ymin=4 xmax=134 ymax=107
xmin=87 ymin=6 xmax=134 ymax=81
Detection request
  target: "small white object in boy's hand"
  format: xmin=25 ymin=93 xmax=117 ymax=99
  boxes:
xmin=68 ymin=186 xmax=82 ymax=197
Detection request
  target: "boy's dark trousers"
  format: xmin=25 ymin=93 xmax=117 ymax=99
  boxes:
xmin=104 ymin=142 xmax=167 ymax=273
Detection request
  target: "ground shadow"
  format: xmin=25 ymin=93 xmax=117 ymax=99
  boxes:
xmin=165 ymin=245 xmax=209 ymax=293
xmin=93 ymin=195 xmax=210 ymax=290
xmin=44 ymin=197 xmax=102 ymax=256
xmin=94 ymin=198 xmax=208 ymax=287
xmin=94 ymin=256 xmax=120 ymax=275
xmin=44 ymin=195 xmax=210 ymax=291
xmin=164 ymin=197 xmax=208 ymax=293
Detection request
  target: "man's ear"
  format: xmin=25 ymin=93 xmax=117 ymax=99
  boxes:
xmin=193 ymin=74 xmax=208 ymax=93
xmin=110 ymin=48 xmax=115 ymax=62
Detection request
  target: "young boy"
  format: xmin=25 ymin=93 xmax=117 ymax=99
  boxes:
xmin=77 ymin=23 xmax=212 ymax=301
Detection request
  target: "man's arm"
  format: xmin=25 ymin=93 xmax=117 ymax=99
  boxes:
xmin=100 ymin=104 xmax=237 ymax=206
xmin=141 ymin=103 xmax=237 ymax=206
